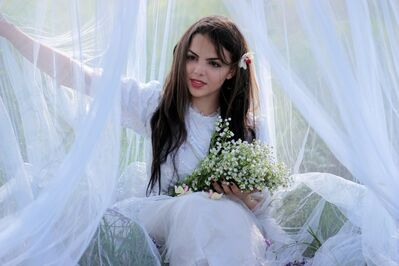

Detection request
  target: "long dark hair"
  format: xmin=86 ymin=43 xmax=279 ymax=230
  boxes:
xmin=147 ymin=15 xmax=259 ymax=195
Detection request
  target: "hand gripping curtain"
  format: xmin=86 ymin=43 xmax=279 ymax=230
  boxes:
xmin=227 ymin=0 xmax=398 ymax=265
xmin=0 ymin=0 xmax=148 ymax=265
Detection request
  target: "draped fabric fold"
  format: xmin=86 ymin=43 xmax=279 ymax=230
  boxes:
xmin=227 ymin=0 xmax=399 ymax=265
xmin=0 ymin=0 xmax=143 ymax=264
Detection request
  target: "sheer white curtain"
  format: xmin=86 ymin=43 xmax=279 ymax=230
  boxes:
xmin=0 ymin=0 xmax=143 ymax=264
xmin=227 ymin=0 xmax=398 ymax=265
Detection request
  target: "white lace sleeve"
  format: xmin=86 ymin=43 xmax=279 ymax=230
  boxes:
xmin=120 ymin=77 xmax=162 ymax=136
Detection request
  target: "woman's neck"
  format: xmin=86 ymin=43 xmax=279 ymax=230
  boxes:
xmin=190 ymin=99 xmax=219 ymax=116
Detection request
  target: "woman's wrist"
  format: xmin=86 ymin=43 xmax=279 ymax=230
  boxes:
xmin=243 ymin=194 xmax=259 ymax=210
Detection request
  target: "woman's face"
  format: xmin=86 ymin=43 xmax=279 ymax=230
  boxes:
xmin=186 ymin=34 xmax=234 ymax=111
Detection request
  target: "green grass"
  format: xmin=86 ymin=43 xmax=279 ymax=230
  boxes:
xmin=79 ymin=209 xmax=160 ymax=266
xmin=273 ymin=185 xmax=348 ymax=258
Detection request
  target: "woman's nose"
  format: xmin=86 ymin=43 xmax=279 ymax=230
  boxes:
xmin=193 ymin=62 xmax=205 ymax=76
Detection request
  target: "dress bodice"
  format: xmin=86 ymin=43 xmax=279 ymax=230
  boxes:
xmin=120 ymin=78 xmax=218 ymax=194
xmin=155 ymin=106 xmax=218 ymax=194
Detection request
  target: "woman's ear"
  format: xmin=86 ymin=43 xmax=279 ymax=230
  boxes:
xmin=226 ymin=68 xmax=236 ymax=80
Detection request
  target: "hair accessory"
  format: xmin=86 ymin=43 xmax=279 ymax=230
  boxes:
xmin=238 ymin=52 xmax=254 ymax=70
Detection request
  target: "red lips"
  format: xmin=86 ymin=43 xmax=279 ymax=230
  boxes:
xmin=190 ymin=79 xmax=206 ymax=89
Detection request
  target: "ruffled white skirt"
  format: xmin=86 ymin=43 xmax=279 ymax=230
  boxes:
xmin=114 ymin=192 xmax=269 ymax=266
xmin=111 ymin=163 xmax=379 ymax=266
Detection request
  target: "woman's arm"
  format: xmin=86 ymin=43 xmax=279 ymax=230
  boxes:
xmin=0 ymin=16 xmax=96 ymax=90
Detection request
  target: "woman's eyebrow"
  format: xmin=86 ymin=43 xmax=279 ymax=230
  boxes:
xmin=187 ymin=50 xmax=198 ymax=57
xmin=188 ymin=49 xmax=221 ymax=61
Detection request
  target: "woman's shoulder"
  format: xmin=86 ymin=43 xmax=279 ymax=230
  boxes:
xmin=120 ymin=77 xmax=163 ymax=134
xmin=120 ymin=77 xmax=163 ymax=113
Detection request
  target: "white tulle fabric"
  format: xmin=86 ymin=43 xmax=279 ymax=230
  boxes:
xmin=0 ymin=1 xmax=146 ymax=265
xmin=227 ymin=0 xmax=399 ymax=265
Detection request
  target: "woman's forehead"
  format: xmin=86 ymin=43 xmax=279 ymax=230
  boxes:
xmin=189 ymin=34 xmax=231 ymax=62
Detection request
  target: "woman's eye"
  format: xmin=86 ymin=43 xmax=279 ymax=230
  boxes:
xmin=209 ymin=61 xmax=221 ymax=68
xmin=186 ymin=54 xmax=196 ymax=61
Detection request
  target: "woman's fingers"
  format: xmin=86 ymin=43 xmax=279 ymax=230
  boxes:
xmin=229 ymin=183 xmax=242 ymax=195
xmin=212 ymin=181 xmax=224 ymax=194
xmin=229 ymin=183 xmax=249 ymax=202
xmin=212 ymin=179 xmax=254 ymax=198
xmin=221 ymin=181 xmax=233 ymax=195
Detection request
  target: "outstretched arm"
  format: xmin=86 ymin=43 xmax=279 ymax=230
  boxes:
xmin=0 ymin=16 xmax=96 ymax=90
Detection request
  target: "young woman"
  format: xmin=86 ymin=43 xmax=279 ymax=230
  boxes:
xmin=0 ymin=14 xmax=286 ymax=265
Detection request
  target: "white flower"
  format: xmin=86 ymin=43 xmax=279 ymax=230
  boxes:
xmin=239 ymin=52 xmax=254 ymax=70
xmin=208 ymin=190 xmax=223 ymax=200
xmin=174 ymin=185 xmax=192 ymax=196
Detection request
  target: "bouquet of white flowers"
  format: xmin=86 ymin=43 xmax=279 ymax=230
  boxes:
xmin=171 ymin=117 xmax=289 ymax=196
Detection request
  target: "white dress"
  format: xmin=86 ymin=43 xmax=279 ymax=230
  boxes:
xmin=113 ymin=78 xmax=288 ymax=266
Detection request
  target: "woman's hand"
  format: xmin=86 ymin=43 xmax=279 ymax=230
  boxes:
xmin=212 ymin=180 xmax=260 ymax=210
